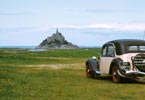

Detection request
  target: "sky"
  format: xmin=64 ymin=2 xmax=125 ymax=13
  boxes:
xmin=0 ymin=0 xmax=145 ymax=46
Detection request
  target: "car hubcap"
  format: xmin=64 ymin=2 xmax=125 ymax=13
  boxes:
xmin=112 ymin=67 xmax=119 ymax=81
xmin=86 ymin=67 xmax=92 ymax=77
xmin=113 ymin=71 xmax=117 ymax=76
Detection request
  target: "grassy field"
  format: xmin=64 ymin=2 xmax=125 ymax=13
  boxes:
xmin=0 ymin=48 xmax=145 ymax=100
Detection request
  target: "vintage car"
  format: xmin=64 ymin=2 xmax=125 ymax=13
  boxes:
xmin=86 ymin=39 xmax=145 ymax=83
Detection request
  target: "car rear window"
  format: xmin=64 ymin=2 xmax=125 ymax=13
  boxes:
xmin=128 ymin=45 xmax=145 ymax=51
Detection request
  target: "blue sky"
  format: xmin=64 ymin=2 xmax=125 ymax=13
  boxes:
xmin=0 ymin=0 xmax=145 ymax=46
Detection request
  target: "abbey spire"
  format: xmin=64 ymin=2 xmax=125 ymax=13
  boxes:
xmin=56 ymin=28 xmax=58 ymax=33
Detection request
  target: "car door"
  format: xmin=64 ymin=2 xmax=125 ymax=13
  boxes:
xmin=99 ymin=44 xmax=115 ymax=74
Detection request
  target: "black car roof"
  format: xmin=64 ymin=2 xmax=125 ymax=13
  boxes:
xmin=104 ymin=39 xmax=145 ymax=55
xmin=107 ymin=39 xmax=145 ymax=44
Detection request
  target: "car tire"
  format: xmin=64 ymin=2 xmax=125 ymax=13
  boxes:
xmin=86 ymin=65 xmax=94 ymax=78
xmin=111 ymin=64 xmax=123 ymax=83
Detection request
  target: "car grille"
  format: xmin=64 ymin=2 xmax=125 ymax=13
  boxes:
xmin=132 ymin=54 xmax=145 ymax=72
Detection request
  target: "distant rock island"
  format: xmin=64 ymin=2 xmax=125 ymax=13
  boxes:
xmin=38 ymin=29 xmax=79 ymax=49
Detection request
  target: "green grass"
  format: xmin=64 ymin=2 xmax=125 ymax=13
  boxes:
xmin=0 ymin=48 xmax=145 ymax=100
xmin=0 ymin=48 xmax=100 ymax=65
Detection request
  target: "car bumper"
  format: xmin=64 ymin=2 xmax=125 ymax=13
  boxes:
xmin=118 ymin=70 xmax=145 ymax=78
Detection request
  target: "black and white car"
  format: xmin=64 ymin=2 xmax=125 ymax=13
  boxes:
xmin=86 ymin=39 xmax=145 ymax=83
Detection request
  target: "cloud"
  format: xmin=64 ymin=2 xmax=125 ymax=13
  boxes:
xmin=0 ymin=12 xmax=35 ymax=16
xmin=1 ymin=23 xmax=145 ymax=34
xmin=114 ymin=23 xmax=145 ymax=31
xmin=47 ymin=23 xmax=145 ymax=32
xmin=85 ymin=7 xmax=142 ymax=14
xmin=86 ymin=9 xmax=115 ymax=13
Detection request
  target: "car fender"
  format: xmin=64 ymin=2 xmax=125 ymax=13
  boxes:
xmin=109 ymin=58 xmax=123 ymax=74
xmin=86 ymin=60 xmax=98 ymax=73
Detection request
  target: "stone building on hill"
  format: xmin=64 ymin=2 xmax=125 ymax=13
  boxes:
xmin=38 ymin=29 xmax=79 ymax=49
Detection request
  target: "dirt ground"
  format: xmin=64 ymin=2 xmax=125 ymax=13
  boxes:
xmin=25 ymin=63 xmax=85 ymax=70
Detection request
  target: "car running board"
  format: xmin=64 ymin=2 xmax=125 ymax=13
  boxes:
xmin=95 ymin=70 xmax=102 ymax=75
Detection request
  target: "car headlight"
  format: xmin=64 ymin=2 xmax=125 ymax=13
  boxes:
xmin=119 ymin=62 xmax=130 ymax=71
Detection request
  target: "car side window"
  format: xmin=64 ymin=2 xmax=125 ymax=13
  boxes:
xmin=101 ymin=44 xmax=115 ymax=57
xmin=107 ymin=45 xmax=115 ymax=57
xmin=102 ymin=46 xmax=107 ymax=56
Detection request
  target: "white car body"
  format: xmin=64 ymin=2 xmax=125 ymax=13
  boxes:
xmin=99 ymin=53 xmax=143 ymax=74
xmin=97 ymin=39 xmax=145 ymax=82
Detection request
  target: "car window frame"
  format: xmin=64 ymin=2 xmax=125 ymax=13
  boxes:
xmin=101 ymin=43 xmax=115 ymax=57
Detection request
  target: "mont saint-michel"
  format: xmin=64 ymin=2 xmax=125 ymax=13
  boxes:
xmin=38 ymin=29 xmax=79 ymax=49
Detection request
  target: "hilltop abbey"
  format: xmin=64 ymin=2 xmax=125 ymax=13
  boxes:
xmin=38 ymin=29 xmax=79 ymax=49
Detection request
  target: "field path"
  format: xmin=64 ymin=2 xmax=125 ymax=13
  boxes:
xmin=25 ymin=63 xmax=85 ymax=70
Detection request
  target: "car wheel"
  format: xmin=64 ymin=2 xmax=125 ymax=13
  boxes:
xmin=111 ymin=65 xmax=123 ymax=83
xmin=86 ymin=65 xmax=94 ymax=78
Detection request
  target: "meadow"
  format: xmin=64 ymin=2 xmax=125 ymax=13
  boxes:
xmin=0 ymin=48 xmax=145 ymax=100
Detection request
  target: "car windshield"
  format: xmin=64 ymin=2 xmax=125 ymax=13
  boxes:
xmin=128 ymin=45 xmax=145 ymax=51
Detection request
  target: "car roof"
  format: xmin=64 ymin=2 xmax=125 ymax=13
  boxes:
xmin=107 ymin=39 xmax=145 ymax=44
xmin=104 ymin=39 xmax=145 ymax=55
